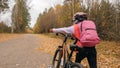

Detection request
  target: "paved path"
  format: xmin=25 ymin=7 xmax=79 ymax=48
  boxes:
xmin=0 ymin=34 xmax=52 ymax=68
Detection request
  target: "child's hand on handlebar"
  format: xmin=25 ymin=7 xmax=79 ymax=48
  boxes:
xmin=49 ymin=29 xmax=53 ymax=32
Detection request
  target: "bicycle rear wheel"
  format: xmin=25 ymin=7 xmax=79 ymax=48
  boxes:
xmin=52 ymin=48 xmax=62 ymax=68
xmin=65 ymin=61 xmax=83 ymax=68
xmin=71 ymin=63 xmax=83 ymax=68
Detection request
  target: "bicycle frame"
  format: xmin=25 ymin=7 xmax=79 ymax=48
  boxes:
xmin=56 ymin=33 xmax=77 ymax=67
xmin=52 ymin=33 xmax=84 ymax=68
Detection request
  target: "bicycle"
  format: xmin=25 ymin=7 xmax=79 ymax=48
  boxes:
xmin=52 ymin=33 xmax=83 ymax=68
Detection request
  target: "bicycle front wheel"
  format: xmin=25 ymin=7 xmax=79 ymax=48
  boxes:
xmin=52 ymin=48 xmax=62 ymax=68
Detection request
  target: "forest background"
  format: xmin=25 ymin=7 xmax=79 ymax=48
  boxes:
xmin=0 ymin=0 xmax=120 ymax=41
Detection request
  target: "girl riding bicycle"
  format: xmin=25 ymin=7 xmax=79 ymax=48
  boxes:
xmin=50 ymin=12 xmax=98 ymax=68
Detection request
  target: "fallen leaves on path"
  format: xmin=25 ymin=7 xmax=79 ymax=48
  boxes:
xmin=36 ymin=34 xmax=62 ymax=55
xmin=0 ymin=33 xmax=20 ymax=42
xmin=37 ymin=34 xmax=120 ymax=68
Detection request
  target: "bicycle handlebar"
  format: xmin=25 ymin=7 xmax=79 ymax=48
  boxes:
xmin=56 ymin=33 xmax=78 ymax=44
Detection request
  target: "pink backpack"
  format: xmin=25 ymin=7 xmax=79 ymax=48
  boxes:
xmin=80 ymin=20 xmax=100 ymax=47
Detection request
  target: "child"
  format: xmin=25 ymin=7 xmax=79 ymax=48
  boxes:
xmin=50 ymin=12 xmax=97 ymax=68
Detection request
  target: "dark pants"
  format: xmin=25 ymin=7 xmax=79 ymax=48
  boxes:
xmin=75 ymin=46 xmax=97 ymax=68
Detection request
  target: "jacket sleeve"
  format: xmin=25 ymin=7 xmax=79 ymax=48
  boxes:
xmin=53 ymin=26 xmax=74 ymax=34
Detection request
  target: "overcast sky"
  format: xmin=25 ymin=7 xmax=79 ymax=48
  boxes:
xmin=28 ymin=0 xmax=64 ymax=27
xmin=0 ymin=0 xmax=64 ymax=27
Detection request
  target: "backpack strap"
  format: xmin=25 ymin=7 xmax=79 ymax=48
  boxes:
xmin=80 ymin=22 xmax=83 ymax=32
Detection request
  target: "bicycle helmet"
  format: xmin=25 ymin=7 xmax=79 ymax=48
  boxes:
xmin=73 ymin=12 xmax=87 ymax=24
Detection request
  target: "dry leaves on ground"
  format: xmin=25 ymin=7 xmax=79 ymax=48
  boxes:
xmin=36 ymin=34 xmax=62 ymax=55
xmin=0 ymin=33 xmax=20 ymax=42
xmin=37 ymin=34 xmax=120 ymax=68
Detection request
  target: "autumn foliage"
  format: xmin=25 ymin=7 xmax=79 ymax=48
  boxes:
xmin=33 ymin=0 xmax=120 ymax=41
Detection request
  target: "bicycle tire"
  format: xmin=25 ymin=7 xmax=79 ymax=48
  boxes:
xmin=65 ymin=62 xmax=83 ymax=68
xmin=52 ymin=48 xmax=62 ymax=68
xmin=71 ymin=63 xmax=84 ymax=68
